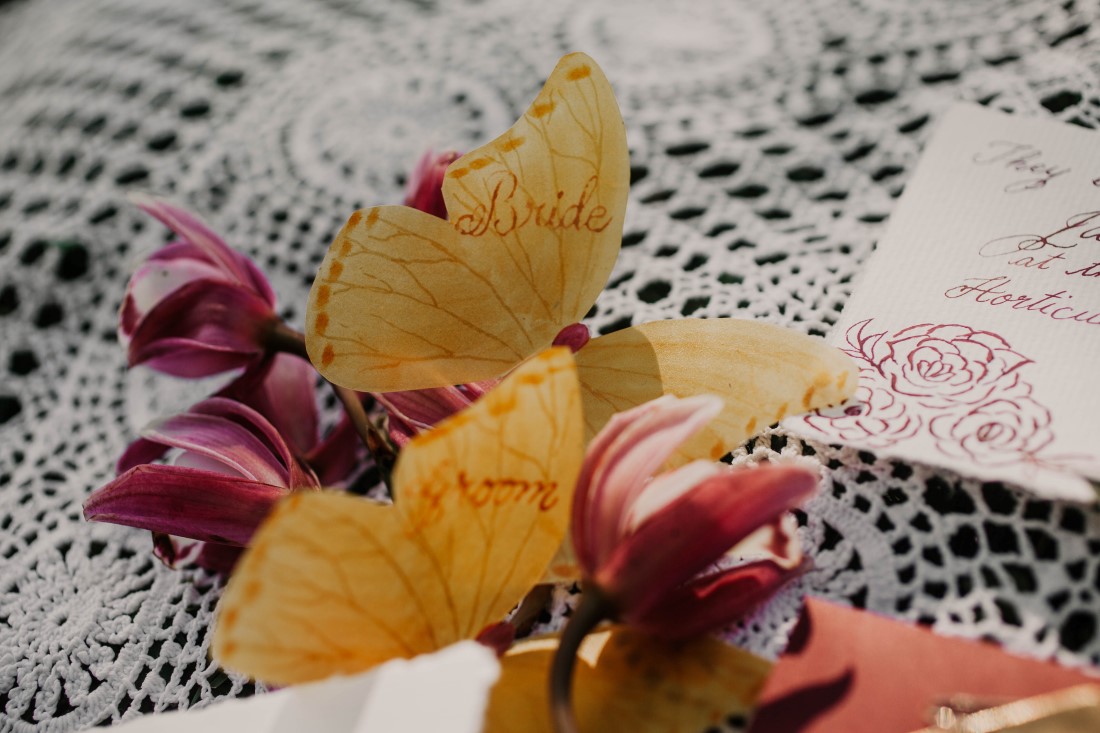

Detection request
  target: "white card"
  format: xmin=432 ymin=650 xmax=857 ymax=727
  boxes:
xmin=104 ymin=641 xmax=500 ymax=733
xmin=786 ymin=104 xmax=1100 ymax=502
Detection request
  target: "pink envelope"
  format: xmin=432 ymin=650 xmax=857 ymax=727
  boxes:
xmin=747 ymin=598 xmax=1098 ymax=733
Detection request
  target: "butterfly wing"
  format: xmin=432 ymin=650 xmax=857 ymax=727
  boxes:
xmin=306 ymin=53 xmax=628 ymax=392
xmin=484 ymin=626 xmax=772 ymax=733
xmin=575 ymin=318 xmax=859 ymax=466
xmin=213 ymin=348 xmax=584 ymax=685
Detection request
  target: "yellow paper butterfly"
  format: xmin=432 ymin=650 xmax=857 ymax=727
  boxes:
xmin=305 ymin=52 xmax=857 ymax=467
xmin=306 ymin=52 xmax=627 ymax=392
xmin=213 ymin=348 xmax=584 ymax=684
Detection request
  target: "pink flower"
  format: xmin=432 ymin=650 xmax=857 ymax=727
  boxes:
xmin=403 ymin=150 xmax=462 ymax=220
xmin=119 ymin=196 xmax=280 ymax=378
xmin=930 ymin=396 xmax=1054 ymax=467
xmin=86 ymin=355 xmax=362 ymax=573
xmin=375 ymin=383 xmax=489 ymax=448
xmin=220 ymin=354 xmax=363 ymax=487
xmin=803 ymin=367 xmax=921 ymax=448
xmin=878 ymin=324 xmax=1029 ymax=409
xmin=85 ymin=396 xmax=319 ymax=572
xmin=571 ymin=395 xmax=817 ymax=640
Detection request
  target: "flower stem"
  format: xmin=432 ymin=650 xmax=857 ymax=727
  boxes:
xmin=264 ymin=320 xmax=311 ymax=360
xmin=549 ymin=586 xmax=614 ymax=733
xmin=265 ymin=321 xmax=397 ymax=490
xmin=333 ymin=383 xmax=395 ymax=490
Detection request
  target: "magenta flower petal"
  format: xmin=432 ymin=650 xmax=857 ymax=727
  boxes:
xmin=574 ymin=395 xmax=723 ymax=568
xmin=403 ymin=150 xmax=461 ymax=219
xmin=376 ymin=387 xmax=474 ymax=431
xmin=140 ymin=412 xmax=292 ymax=487
xmin=595 ymin=465 xmax=817 ymax=616
xmin=627 ymin=557 xmax=809 ymax=641
xmin=457 ymin=379 xmax=496 ymax=401
xmin=376 ymin=385 xmax=478 ymax=448
xmin=305 ymin=417 xmax=363 ymax=486
xmin=622 ymin=460 xmax=722 ymax=531
xmin=385 ymin=415 xmax=418 ymax=448
xmin=127 ymin=280 xmax=276 ymax=378
xmin=131 ymin=195 xmax=274 ymax=302
xmin=187 ymin=397 xmax=318 ymax=489
xmin=120 ymin=199 xmax=281 ymax=381
xmin=222 ymin=354 xmax=320 ymax=457
xmin=571 ymin=399 xmax=662 ymax=569
xmin=84 ymin=464 xmax=286 ymax=546
xmin=116 ymin=437 xmax=171 ymax=474
xmin=119 ymin=255 xmax=231 ymax=344
xmin=195 ymin=542 xmax=245 ymax=574
xmin=373 ymin=384 xmax=491 ymax=446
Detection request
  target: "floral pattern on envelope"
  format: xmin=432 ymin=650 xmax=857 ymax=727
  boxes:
xmin=800 ymin=319 xmax=1095 ymax=480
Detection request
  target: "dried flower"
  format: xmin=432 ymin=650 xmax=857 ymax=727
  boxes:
xmin=85 ymin=392 xmax=321 ymax=573
xmin=570 ymin=394 xmax=815 ymax=637
xmin=89 ymin=354 xmax=365 ymax=572
xmin=550 ymin=394 xmax=817 ymax=733
xmin=219 ymin=354 xmax=363 ymax=487
xmin=120 ymin=196 xmax=280 ymax=377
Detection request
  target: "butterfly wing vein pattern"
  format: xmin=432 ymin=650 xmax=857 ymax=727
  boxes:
xmin=213 ymin=349 xmax=584 ymax=685
xmin=307 ymin=53 xmax=628 ymax=392
xmin=576 ymin=319 xmax=859 ymax=465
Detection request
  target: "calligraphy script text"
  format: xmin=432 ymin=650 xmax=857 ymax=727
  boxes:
xmin=972 ymin=140 xmax=1070 ymax=193
xmin=452 ymin=171 xmax=611 ymax=237
xmin=978 ymin=211 xmax=1100 ymax=269
xmin=944 ymin=276 xmax=1100 ymax=326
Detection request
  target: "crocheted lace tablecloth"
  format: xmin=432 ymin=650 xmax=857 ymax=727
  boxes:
xmin=1 ymin=0 xmax=1099 ymax=729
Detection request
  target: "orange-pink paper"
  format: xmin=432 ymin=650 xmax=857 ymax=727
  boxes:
xmin=747 ymin=597 xmax=1098 ymax=733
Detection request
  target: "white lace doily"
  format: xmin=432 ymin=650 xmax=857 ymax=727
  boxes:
xmin=1 ymin=0 xmax=1099 ymax=730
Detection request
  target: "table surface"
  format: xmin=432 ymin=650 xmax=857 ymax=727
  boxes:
xmin=1 ymin=0 xmax=1099 ymax=730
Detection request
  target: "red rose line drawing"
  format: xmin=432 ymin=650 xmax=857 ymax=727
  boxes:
xmin=801 ymin=319 xmax=1092 ymax=475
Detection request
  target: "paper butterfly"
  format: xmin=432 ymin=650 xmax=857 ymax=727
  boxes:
xmin=305 ymin=52 xmax=857 ymax=467
xmin=213 ymin=348 xmax=585 ymax=683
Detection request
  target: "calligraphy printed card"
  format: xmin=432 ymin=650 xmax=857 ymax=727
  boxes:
xmin=786 ymin=104 xmax=1100 ymax=502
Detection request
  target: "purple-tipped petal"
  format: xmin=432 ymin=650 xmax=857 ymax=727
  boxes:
xmin=596 ymin=465 xmax=817 ymax=616
xmin=119 ymin=256 xmax=230 ymax=343
xmin=195 ymin=542 xmax=245 ymax=574
xmin=127 ymin=280 xmax=276 ymax=378
xmin=571 ymin=398 xmax=666 ymax=569
xmin=627 ymin=557 xmax=810 ymax=641
xmin=223 ymin=354 xmax=320 ymax=457
xmin=116 ymin=437 xmax=171 ymax=475
xmin=574 ymin=395 xmax=724 ymax=569
xmin=623 ymin=460 xmax=724 ymax=531
xmin=403 ymin=150 xmax=461 ymax=219
xmin=140 ymin=412 xmax=292 ymax=487
xmin=305 ymin=416 xmax=364 ymax=487
xmin=187 ymin=397 xmax=319 ymax=489
xmin=84 ymin=464 xmax=287 ymax=546
xmin=386 ymin=414 xmax=419 ymax=448
xmin=152 ymin=532 xmax=180 ymax=567
xmin=375 ymin=386 xmax=474 ymax=432
xmin=131 ymin=195 xmax=271 ymax=300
